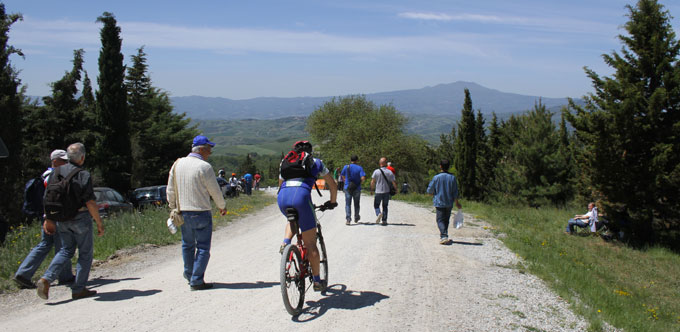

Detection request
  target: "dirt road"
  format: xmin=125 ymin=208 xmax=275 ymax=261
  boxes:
xmin=0 ymin=190 xmax=589 ymax=331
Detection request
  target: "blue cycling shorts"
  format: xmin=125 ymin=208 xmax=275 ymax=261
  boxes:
xmin=277 ymin=186 xmax=317 ymax=232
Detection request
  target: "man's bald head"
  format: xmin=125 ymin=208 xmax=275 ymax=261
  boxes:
xmin=379 ymin=157 xmax=387 ymax=167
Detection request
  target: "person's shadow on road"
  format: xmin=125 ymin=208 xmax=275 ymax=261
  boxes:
xmin=212 ymin=281 xmax=278 ymax=290
xmin=293 ymin=284 xmax=389 ymax=322
xmin=46 ymin=288 xmax=162 ymax=305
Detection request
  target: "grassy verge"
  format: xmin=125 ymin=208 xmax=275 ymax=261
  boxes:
xmin=394 ymin=194 xmax=680 ymax=332
xmin=0 ymin=191 xmax=275 ymax=293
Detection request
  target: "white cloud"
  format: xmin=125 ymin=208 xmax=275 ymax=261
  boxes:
xmin=10 ymin=17 xmax=494 ymax=57
xmin=397 ymin=11 xmax=615 ymax=35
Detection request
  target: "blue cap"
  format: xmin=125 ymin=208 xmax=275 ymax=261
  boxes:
xmin=192 ymin=135 xmax=215 ymax=147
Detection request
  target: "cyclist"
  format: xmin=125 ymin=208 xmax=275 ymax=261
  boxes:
xmin=278 ymin=141 xmax=337 ymax=291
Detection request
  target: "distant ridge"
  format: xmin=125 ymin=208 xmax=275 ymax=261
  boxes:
xmin=170 ymin=81 xmax=580 ymax=120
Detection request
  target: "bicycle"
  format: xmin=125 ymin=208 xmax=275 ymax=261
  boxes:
xmin=280 ymin=203 xmax=333 ymax=315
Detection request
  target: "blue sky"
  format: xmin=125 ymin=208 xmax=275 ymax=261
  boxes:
xmin=4 ymin=0 xmax=680 ymax=100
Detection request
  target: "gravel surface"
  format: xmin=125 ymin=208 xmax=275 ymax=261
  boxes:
xmin=0 ymin=190 xmax=594 ymax=331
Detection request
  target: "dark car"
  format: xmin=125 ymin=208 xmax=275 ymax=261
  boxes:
xmin=94 ymin=187 xmax=133 ymax=218
xmin=131 ymin=185 xmax=167 ymax=209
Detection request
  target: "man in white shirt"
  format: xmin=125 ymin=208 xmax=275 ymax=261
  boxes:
xmin=565 ymin=202 xmax=596 ymax=235
xmin=167 ymin=135 xmax=227 ymax=290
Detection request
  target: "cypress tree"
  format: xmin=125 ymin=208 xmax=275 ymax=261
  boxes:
xmin=453 ymin=88 xmax=478 ymax=199
xmin=566 ymin=0 xmax=680 ymax=248
xmin=96 ymin=12 xmax=131 ymax=193
xmin=0 ymin=4 xmax=23 ymax=227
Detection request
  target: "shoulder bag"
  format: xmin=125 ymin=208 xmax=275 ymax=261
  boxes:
xmin=169 ymin=159 xmax=184 ymax=227
xmin=378 ymin=168 xmax=396 ymax=196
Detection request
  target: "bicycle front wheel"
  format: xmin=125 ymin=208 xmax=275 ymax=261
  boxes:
xmin=318 ymin=227 xmax=329 ymax=289
xmin=280 ymin=244 xmax=305 ymax=315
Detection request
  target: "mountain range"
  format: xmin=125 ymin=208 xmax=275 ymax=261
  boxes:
xmin=171 ymin=81 xmax=582 ymax=120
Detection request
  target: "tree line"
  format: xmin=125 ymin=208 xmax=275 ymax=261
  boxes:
xmin=0 ymin=8 xmax=197 ymax=229
xmin=306 ymin=0 xmax=679 ymax=251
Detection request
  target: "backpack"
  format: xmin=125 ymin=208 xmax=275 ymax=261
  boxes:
xmin=280 ymin=149 xmax=315 ymax=180
xmin=22 ymin=177 xmax=45 ymax=218
xmin=43 ymin=166 xmax=83 ymax=221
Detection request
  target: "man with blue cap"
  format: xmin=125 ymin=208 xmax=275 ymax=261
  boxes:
xmin=167 ymin=135 xmax=227 ymax=290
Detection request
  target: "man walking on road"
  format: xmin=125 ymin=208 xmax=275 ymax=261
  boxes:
xmin=13 ymin=150 xmax=75 ymax=289
xmin=36 ymin=143 xmax=105 ymax=300
xmin=340 ymin=155 xmax=366 ymax=225
xmin=427 ymin=159 xmax=462 ymax=244
xmin=167 ymin=135 xmax=227 ymax=291
xmin=370 ymin=157 xmax=397 ymax=225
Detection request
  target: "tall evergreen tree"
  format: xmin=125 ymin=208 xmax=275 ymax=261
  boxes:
xmin=96 ymin=12 xmax=131 ymax=192
xmin=0 ymin=4 xmax=24 ymax=226
xmin=41 ymin=49 xmax=85 ymax=147
xmin=453 ymin=88 xmax=478 ymax=199
xmin=475 ymin=110 xmax=490 ymax=200
xmin=566 ymin=0 xmax=680 ymax=248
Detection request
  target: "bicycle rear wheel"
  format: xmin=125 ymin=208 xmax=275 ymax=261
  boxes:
xmin=317 ymin=226 xmax=329 ymax=289
xmin=280 ymin=244 xmax=305 ymax=315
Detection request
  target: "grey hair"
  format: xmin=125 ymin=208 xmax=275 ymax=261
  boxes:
xmin=192 ymin=145 xmax=209 ymax=153
xmin=67 ymin=142 xmax=86 ymax=162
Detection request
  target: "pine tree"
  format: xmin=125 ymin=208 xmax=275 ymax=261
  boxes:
xmin=566 ymin=0 xmax=680 ymax=247
xmin=96 ymin=12 xmax=131 ymax=193
xmin=0 ymin=4 xmax=24 ymax=226
xmin=41 ymin=49 xmax=85 ymax=148
xmin=453 ymin=88 xmax=478 ymax=199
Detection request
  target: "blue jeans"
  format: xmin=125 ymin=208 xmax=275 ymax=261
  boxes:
xmin=374 ymin=193 xmax=390 ymax=222
xmin=245 ymin=182 xmax=252 ymax=195
xmin=566 ymin=218 xmax=588 ymax=233
xmin=345 ymin=189 xmax=361 ymax=221
xmin=15 ymin=219 xmax=73 ymax=282
xmin=42 ymin=212 xmax=93 ymax=293
xmin=181 ymin=211 xmax=213 ymax=286
xmin=436 ymin=207 xmax=452 ymax=239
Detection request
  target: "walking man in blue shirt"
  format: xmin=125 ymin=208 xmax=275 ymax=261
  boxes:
xmin=427 ymin=159 xmax=462 ymax=244
xmin=340 ymin=155 xmax=366 ymax=225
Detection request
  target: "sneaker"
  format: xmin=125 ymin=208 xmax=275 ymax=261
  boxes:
xmin=440 ymin=237 xmax=449 ymax=245
xmin=36 ymin=278 xmax=50 ymax=300
xmin=313 ymin=282 xmax=325 ymax=292
xmin=375 ymin=213 xmax=382 ymax=224
xmin=72 ymin=289 xmax=97 ymax=300
xmin=354 ymin=216 xmax=360 ymax=223
xmin=12 ymin=275 xmax=36 ymax=289
xmin=190 ymin=282 xmax=214 ymax=291
xmin=382 ymin=220 xmax=387 ymax=226
xmin=346 ymin=220 xmax=351 ymax=225
xmin=279 ymin=244 xmax=287 ymax=254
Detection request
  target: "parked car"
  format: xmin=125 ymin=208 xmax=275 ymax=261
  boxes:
xmin=94 ymin=187 xmax=133 ymax=218
xmin=131 ymin=185 xmax=167 ymax=209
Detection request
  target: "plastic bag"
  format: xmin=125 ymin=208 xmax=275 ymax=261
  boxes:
xmin=453 ymin=209 xmax=464 ymax=229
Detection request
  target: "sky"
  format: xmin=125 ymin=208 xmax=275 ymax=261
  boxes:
xmin=4 ymin=0 xmax=680 ymax=100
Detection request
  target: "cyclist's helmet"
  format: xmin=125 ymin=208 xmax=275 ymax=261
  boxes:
xmin=218 ymin=169 xmax=225 ymax=176
xmin=293 ymin=140 xmax=312 ymax=154
xmin=231 ymin=172 xmax=236 ymax=176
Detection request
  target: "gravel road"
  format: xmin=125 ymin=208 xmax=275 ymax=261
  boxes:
xmin=0 ymin=190 xmax=592 ymax=331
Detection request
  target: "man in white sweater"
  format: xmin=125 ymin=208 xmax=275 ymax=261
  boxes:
xmin=167 ymin=135 xmax=227 ymax=291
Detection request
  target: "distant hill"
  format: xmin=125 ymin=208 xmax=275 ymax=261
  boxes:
xmin=172 ymin=81 xmax=580 ymax=120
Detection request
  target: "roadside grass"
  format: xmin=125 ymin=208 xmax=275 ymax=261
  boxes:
xmin=394 ymin=194 xmax=680 ymax=332
xmin=0 ymin=191 xmax=275 ymax=293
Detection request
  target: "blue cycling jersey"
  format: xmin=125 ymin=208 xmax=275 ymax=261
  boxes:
xmin=278 ymin=158 xmax=329 ymax=231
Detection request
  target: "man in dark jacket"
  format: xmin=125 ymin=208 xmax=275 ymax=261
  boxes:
xmin=36 ymin=143 xmax=105 ymax=300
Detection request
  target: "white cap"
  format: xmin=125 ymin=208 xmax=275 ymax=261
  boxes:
xmin=50 ymin=149 xmax=68 ymax=161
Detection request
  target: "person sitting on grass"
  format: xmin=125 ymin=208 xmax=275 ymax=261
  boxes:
xmin=565 ymin=202 xmax=597 ymax=235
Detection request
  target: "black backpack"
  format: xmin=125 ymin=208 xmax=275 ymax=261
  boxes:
xmin=22 ymin=177 xmax=45 ymax=218
xmin=280 ymin=149 xmax=315 ymax=180
xmin=43 ymin=166 xmax=83 ymax=221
